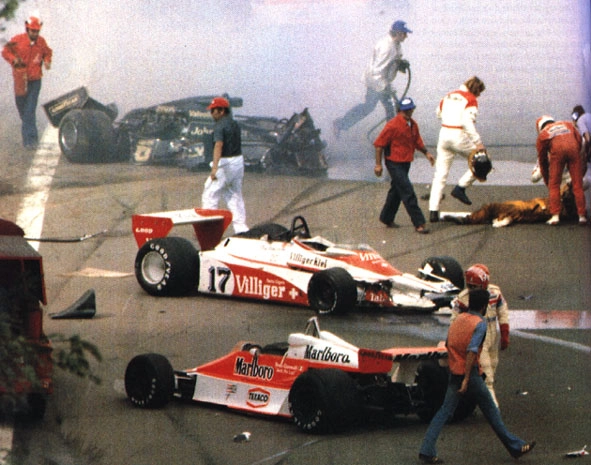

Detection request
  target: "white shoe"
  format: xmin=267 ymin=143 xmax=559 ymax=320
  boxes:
xmin=579 ymin=216 xmax=588 ymax=225
xmin=546 ymin=215 xmax=560 ymax=225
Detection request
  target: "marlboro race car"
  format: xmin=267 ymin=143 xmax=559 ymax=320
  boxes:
xmin=43 ymin=87 xmax=328 ymax=175
xmin=131 ymin=209 xmax=464 ymax=314
xmin=124 ymin=317 xmax=474 ymax=433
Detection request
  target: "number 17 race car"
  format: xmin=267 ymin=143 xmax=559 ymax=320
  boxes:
xmin=124 ymin=317 xmax=474 ymax=433
xmin=132 ymin=209 xmax=464 ymax=315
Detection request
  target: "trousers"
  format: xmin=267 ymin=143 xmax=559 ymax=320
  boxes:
xmin=380 ymin=160 xmax=425 ymax=227
xmin=202 ymin=155 xmax=248 ymax=234
xmin=429 ymin=127 xmax=477 ymax=211
xmin=419 ymin=367 xmax=526 ymax=459
xmin=335 ymin=87 xmax=395 ymax=131
xmin=15 ymin=78 xmax=41 ymax=147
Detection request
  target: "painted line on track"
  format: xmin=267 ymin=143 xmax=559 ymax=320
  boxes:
xmin=16 ymin=126 xmax=60 ymax=251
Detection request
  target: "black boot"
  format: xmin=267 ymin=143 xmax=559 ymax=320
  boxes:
xmin=451 ymin=185 xmax=472 ymax=205
xmin=429 ymin=211 xmax=440 ymax=223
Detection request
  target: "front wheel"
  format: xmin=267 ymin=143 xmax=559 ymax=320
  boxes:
xmin=307 ymin=268 xmax=357 ymax=315
xmin=125 ymin=353 xmax=174 ymax=408
xmin=135 ymin=237 xmax=199 ymax=296
xmin=289 ymin=369 xmax=361 ymax=434
xmin=419 ymin=256 xmax=464 ymax=290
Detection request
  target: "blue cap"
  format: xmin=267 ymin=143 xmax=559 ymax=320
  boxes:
xmin=391 ymin=20 xmax=412 ymax=33
xmin=398 ymin=97 xmax=416 ymax=111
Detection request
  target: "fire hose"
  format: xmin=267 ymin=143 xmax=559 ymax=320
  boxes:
xmin=24 ymin=230 xmax=108 ymax=243
xmin=367 ymin=63 xmax=412 ymax=143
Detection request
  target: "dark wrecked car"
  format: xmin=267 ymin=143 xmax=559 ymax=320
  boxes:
xmin=43 ymin=87 xmax=328 ymax=175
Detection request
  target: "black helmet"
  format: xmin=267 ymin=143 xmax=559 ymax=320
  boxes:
xmin=469 ymin=149 xmax=492 ymax=182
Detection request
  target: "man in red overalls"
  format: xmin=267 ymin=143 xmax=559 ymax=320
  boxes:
xmin=536 ymin=115 xmax=586 ymax=225
xmin=2 ymin=16 xmax=52 ymax=149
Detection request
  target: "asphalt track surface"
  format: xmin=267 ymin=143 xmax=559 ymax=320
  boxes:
xmin=1 ymin=122 xmax=590 ymax=464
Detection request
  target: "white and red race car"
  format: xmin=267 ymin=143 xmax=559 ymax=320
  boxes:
xmin=124 ymin=317 xmax=474 ymax=433
xmin=131 ymin=209 xmax=464 ymax=314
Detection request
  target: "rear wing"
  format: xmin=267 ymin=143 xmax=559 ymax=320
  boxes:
xmin=382 ymin=346 xmax=448 ymax=361
xmin=132 ymin=208 xmax=232 ymax=250
xmin=43 ymin=87 xmax=118 ymax=127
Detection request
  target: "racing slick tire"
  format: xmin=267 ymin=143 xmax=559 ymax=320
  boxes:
xmin=289 ymin=368 xmax=361 ymax=434
xmin=307 ymin=268 xmax=357 ymax=315
xmin=124 ymin=353 xmax=174 ymax=408
xmin=415 ymin=360 xmax=476 ymax=423
xmin=135 ymin=237 xmax=199 ymax=297
xmin=419 ymin=256 xmax=465 ymax=290
xmin=58 ymin=109 xmax=117 ymax=163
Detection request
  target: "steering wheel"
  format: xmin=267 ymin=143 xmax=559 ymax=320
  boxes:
xmin=289 ymin=216 xmax=311 ymax=239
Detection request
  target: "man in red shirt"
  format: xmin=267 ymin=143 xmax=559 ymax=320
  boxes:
xmin=2 ymin=16 xmax=52 ymax=149
xmin=535 ymin=115 xmax=586 ymax=225
xmin=374 ymin=97 xmax=435 ymax=233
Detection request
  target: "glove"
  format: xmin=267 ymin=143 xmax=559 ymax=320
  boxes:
xmin=397 ymin=59 xmax=410 ymax=73
xmin=500 ymin=323 xmax=509 ymax=350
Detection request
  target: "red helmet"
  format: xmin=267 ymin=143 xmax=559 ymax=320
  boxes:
xmin=465 ymin=264 xmax=490 ymax=289
xmin=206 ymin=97 xmax=230 ymax=110
xmin=25 ymin=16 xmax=43 ymax=31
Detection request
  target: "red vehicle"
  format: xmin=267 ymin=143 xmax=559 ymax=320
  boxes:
xmin=0 ymin=219 xmax=52 ymax=418
xmin=125 ymin=317 xmax=474 ymax=433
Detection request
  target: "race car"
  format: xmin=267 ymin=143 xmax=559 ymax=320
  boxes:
xmin=124 ymin=317 xmax=474 ymax=433
xmin=43 ymin=87 xmax=328 ymax=175
xmin=131 ymin=209 xmax=464 ymax=314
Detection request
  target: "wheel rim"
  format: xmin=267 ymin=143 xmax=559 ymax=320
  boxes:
xmin=141 ymin=251 xmax=167 ymax=285
xmin=60 ymin=120 xmax=78 ymax=151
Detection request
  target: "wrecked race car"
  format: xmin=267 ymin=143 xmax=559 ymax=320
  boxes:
xmin=43 ymin=87 xmax=328 ymax=176
xmin=124 ymin=316 xmax=475 ymax=433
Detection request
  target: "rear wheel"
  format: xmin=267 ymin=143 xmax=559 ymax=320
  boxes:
xmin=307 ymin=268 xmax=357 ymax=315
xmin=135 ymin=237 xmax=199 ymax=296
xmin=415 ymin=360 xmax=476 ymax=423
xmin=59 ymin=109 xmax=117 ymax=163
xmin=420 ymin=256 xmax=464 ymax=289
xmin=289 ymin=369 xmax=361 ymax=433
xmin=124 ymin=353 xmax=174 ymax=408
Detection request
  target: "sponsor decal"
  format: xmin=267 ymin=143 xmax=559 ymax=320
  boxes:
xmin=234 ymin=353 xmax=274 ymax=380
xmin=226 ymin=384 xmax=237 ymax=400
xmin=358 ymin=348 xmax=392 ymax=361
xmin=48 ymin=95 xmax=82 ymax=114
xmin=134 ymin=227 xmax=154 ymax=234
xmin=247 ymin=387 xmax=271 ymax=408
xmin=288 ymin=252 xmax=327 ymax=269
xmin=189 ymin=125 xmax=213 ymax=137
xmin=304 ymin=345 xmax=351 ymax=364
xmin=359 ymin=252 xmax=382 ymax=262
xmin=365 ymin=289 xmax=390 ymax=304
xmin=235 ymin=275 xmax=286 ymax=300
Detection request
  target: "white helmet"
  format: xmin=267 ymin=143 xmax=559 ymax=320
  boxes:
xmin=536 ymin=115 xmax=554 ymax=133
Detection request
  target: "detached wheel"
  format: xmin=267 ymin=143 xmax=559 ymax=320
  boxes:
xmin=125 ymin=353 xmax=174 ymax=408
xmin=415 ymin=360 xmax=476 ymax=423
xmin=59 ymin=109 xmax=116 ymax=163
xmin=420 ymin=256 xmax=464 ymax=289
xmin=289 ymin=369 xmax=361 ymax=434
xmin=307 ymin=268 xmax=357 ymax=315
xmin=135 ymin=237 xmax=199 ymax=296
